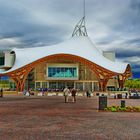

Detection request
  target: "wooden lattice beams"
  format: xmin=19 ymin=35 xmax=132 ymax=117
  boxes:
xmin=123 ymin=64 xmax=132 ymax=79
xmin=118 ymin=75 xmax=125 ymax=89
xmin=0 ymin=54 xmax=132 ymax=92
xmin=8 ymin=66 xmax=33 ymax=91
xmin=117 ymin=64 xmax=132 ymax=89
xmin=99 ymin=78 xmax=110 ymax=91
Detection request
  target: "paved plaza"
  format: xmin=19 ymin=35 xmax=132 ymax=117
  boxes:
xmin=0 ymin=95 xmax=140 ymax=140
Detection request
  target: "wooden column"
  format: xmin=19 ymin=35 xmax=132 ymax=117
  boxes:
xmin=10 ymin=66 xmax=33 ymax=92
xmin=118 ymin=75 xmax=127 ymax=89
xmin=99 ymin=78 xmax=109 ymax=92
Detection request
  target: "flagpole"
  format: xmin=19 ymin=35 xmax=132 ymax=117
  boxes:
xmin=83 ymin=0 xmax=86 ymax=26
xmin=84 ymin=0 xmax=85 ymax=18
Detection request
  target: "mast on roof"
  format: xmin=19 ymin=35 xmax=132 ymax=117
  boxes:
xmin=72 ymin=0 xmax=88 ymax=37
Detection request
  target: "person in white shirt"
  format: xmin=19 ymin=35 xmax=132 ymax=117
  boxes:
xmin=63 ymin=87 xmax=70 ymax=103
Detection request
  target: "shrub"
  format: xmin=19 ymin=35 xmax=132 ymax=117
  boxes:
xmin=111 ymin=107 xmax=117 ymax=112
xmin=104 ymin=105 xmax=140 ymax=112
xmin=120 ymin=108 xmax=126 ymax=111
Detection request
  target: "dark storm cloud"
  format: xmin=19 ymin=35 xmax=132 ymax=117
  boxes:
xmin=0 ymin=0 xmax=71 ymax=49
xmin=130 ymin=0 xmax=140 ymax=13
xmin=106 ymin=38 xmax=140 ymax=58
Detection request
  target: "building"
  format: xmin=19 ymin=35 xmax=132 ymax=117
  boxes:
xmin=0 ymin=17 xmax=132 ymax=91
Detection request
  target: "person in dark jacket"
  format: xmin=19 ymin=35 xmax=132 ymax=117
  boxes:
xmin=0 ymin=88 xmax=3 ymax=97
xmin=71 ymin=88 xmax=77 ymax=102
xmin=86 ymin=90 xmax=91 ymax=98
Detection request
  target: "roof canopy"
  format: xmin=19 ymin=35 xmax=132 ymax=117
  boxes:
xmin=0 ymin=36 xmax=130 ymax=75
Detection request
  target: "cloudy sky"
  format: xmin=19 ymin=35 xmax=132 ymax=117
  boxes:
xmin=0 ymin=0 xmax=140 ymax=78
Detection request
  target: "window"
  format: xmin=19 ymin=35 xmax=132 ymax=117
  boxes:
xmin=0 ymin=57 xmax=4 ymax=65
xmin=47 ymin=67 xmax=78 ymax=79
xmin=75 ymin=82 xmax=83 ymax=91
xmin=42 ymin=82 xmax=48 ymax=88
xmin=36 ymin=82 xmax=41 ymax=89
xmin=49 ymin=82 xmax=57 ymax=89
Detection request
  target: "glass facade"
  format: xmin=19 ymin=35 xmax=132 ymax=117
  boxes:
xmin=94 ymin=82 xmax=99 ymax=91
xmin=85 ymin=82 xmax=92 ymax=91
xmin=35 ymin=81 xmax=100 ymax=91
xmin=42 ymin=82 xmax=48 ymax=88
xmin=48 ymin=67 xmax=77 ymax=78
xmin=49 ymin=82 xmax=74 ymax=89
xmin=75 ymin=82 xmax=83 ymax=91
xmin=0 ymin=57 xmax=4 ymax=65
xmin=36 ymin=82 xmax=41 ymax=89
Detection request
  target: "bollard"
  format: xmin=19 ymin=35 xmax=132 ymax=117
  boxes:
xmin=121 ymin=100 xmax=125 ymax=108
xmin=117 ymin=94 xmax=122 ymax=99
xmin=96 ymin=93 xmax=99 ymax=96
xmin=99 ymin=96 xmax=107 ymax=110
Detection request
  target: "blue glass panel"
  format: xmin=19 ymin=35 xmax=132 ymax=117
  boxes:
xmin=74 ymin=68 xmax=77 ymax=77
xmin=48 ymin=67 xmax=77 ymax=78
xmin=0 ymin=76 xmax=9 ymax=80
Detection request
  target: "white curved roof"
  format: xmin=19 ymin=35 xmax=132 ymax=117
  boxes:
xmin=1 ymin=36 xmax=128 ymax=74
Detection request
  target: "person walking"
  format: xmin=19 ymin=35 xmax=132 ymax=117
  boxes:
xmin=63 ymin=87 xmax=70 ymax=103
xmin=0 ymin=88 xmax=3 ymax=98
xmin=86 ymin=90 xmax=91 ymax=98
xmin=71 ymin=88 xmax=77 ymax=102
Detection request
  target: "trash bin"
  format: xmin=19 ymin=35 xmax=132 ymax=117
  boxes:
xmin=117 ymin=94 xmax=122 ymax=99
xmin=99 ymin=96 xmax=107 ymax=110
xmin=121 ymin=100 xmax=125 ymax=108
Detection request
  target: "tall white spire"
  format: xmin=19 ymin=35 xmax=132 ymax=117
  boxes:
xmin=72 ymin=0 xmax=88 ymax=37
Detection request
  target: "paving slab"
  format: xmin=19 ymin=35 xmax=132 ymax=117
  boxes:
xmin=0 ymin=95 xmax=140 ymax=140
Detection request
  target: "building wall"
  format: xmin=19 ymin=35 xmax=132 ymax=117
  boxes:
xmin=26 ymin=58 xmax=119 ymax=91
xmin=107 ymin=78 xmax=119 ymax=87
xmin=34 ymin=59 xmax=98 ymax=81
xmin=34 ymin=61 xmax=46 ymax=81
xmin=0 ymin=53 xmax=4 ymax=66
xmin=4 ymin=52 xmax=15 ymax=67
xmin=0 ymin=51 xmax=15 ymax=69
xmin=103 ymin=51 xmax=115 ymax=62
xmin=29 ymin=58 xmax=100 ymax=91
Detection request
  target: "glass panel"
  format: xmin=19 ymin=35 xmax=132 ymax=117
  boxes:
xmin=94 ymin=82 xmax=99 ymax=91
xmin=73 ymin=68 xmax=77 ymax=77
xmin=42 ymin=82 xmax=48 ymax=88
xmin=66 ymin=82 xmax=74 ymax=88
xmin=75 ymin=82 xmax=83 ymax=91
xmin=49 ymin=82 xmax=57 ymax=89
xmin=85 ymin=82 xmax=92 ymax=91
xmin=48 ymin=67 xmax=78 ymax=78
xmin=0 ymin=57 xmax=4 ymax=65
xmin=48 ymin=82 xmax=74 ymax=90
xmin=58 ymin=82 xmax=65 ymax=89
xmin=36 ymin=82 xmax=40 ymax=89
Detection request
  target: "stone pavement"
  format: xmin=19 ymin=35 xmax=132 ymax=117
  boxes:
xmin=0 ymin=95 xmax=140 ymax=140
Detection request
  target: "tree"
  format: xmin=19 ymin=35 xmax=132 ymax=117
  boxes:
xmin=125 ymin=79 xmax=140 ymax=89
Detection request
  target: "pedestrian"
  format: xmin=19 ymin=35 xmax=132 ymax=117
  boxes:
xmin=86 ymin=90 xmax=91 ymax=98
xmin=71 ymin=88 xmax=77 ymax=102
xmin=23 ymin=89 xmax=26 ymax=95
xmin=63 ymin=87 xmax=70 ymax=103
xmin=0 ymin=88 xmax=3 ymax=98
xmin=125 ymin=92 xmax=128 ymax=99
